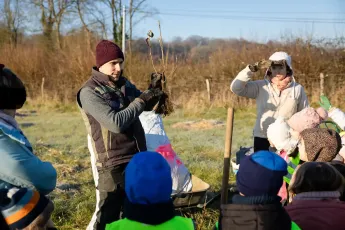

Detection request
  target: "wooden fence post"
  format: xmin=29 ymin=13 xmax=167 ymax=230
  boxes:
xmin=205 ymin=78 xmax=211 ymax=103
xmin=320 ymin=73 xmax=324 ymax=96
xmin=41 ymin=77 xmax=45 ymax=100
xmin=221 ymin=108 xmax=235 ymax=205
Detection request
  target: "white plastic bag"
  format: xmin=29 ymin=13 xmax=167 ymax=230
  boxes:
xmin=139 ymin=111 xmax=192 ymax=194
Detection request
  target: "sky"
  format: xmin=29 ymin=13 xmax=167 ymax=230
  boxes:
xmin=131 ymin=0 xmax=345 ymax=42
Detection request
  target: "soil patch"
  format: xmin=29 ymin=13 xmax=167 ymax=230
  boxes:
xmin=172 ymin=119 xmax=225 ymax=130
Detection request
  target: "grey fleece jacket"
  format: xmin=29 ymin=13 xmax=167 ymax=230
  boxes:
xmin=79 ymin=85 xmax=145 ymax=134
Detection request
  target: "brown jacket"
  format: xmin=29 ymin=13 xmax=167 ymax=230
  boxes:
xmin=219 ymin=195 xmax=292 ymax=230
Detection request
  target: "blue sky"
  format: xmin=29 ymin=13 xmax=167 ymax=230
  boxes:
xmin=132 ymin=0 xmax=345 ymax=42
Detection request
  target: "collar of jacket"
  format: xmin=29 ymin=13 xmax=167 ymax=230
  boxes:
xmin=231 ymin=194 xmax=282 ymax=205
xmin=0 ymin=113 xmax=32 ymax=150
xmin=91 ymin=67 xmax=126 ymax=89
xmin=0 ymin=111 xmax=18 ymax=129
xmin=264 ymin=75 xmax=297 ymax=99
xmin=220 ymin=195 xmax=292 ymax=230
xmin=123 ymin=198 xmax=175 ymax=225
xmin=293 ymin=191 xmax=340 ymax=201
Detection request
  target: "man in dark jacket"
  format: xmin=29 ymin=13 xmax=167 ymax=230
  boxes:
xmin=77 ymin=40 xmax=163 ymax=230
xmin=216 ymin=151 xmax=300 ymax=230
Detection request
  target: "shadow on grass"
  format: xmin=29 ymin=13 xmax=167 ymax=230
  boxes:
xmin=175 ymin=186 xmax=238 ymax=230
xmin=20 ymin=122 xmax=35 ymax=128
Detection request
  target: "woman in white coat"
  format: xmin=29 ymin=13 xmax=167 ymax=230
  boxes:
xmin=230 ymin=52 xmax=309 ymax=152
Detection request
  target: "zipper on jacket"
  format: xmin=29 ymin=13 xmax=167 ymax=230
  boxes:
xmin=133 ymin=136 xmax=141 ymax=152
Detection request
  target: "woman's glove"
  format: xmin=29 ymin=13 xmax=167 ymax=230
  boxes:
xmin=248 ymin=59 xmax=272 ymax=72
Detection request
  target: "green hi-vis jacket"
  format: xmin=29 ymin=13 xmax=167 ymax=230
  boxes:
xmin=106 ymin=217 xmax=195 ymax=230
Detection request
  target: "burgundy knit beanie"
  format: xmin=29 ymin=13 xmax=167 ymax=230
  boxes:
xmin=96 ymin=40 xmax=124 ymax=68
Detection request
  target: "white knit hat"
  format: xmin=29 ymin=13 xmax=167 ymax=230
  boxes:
xmin=267 ymin=117 xmax=298 ymax=153
xmin=269 ymin=51 xmax=292 ymax=68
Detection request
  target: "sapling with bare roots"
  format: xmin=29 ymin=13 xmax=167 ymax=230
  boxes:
xmin=145 ymin=21 xmax=175 ymax=116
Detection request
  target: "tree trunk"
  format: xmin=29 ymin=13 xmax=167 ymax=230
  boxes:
xmin=39 ymin=0 xmax=55 ymax=50
xmin=111 ymin=0 xmax=117 ymax=43
xmin=54 ymin=0 xmax=68 ymax=50
xmin=128 ymin=0 xmax=133 ymax=56
xmin=76 ymin=0 xmax=92 ymax=53
xmin=11 ymin=28 xmax=18 ymax=47
xmin=119 ymin=0 xmax=123 ymax=47
xmin=56 ymin=21 xmax=62 ymax=50
xmin=3 ymin=0 xmax=19 ymax=46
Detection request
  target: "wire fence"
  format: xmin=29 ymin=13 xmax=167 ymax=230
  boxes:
xmin=21 ymin=71 xmax=345 ymax=110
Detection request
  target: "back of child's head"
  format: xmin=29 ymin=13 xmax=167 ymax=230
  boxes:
xmin=340 ymin=133 xmax=345 ymax=158
xmin=289 ymin=162 xmax=344 ymax=195
xmin=236 ymin=151 xmax=287 ymax=196
xmin=267 ymin=117 xmax=297 ymax=153
xmin=330 ymin=161 xmax=345 ymax=176
xmin=125 ymin=151 xmax=172 ymax=205
xmin=300 ymin=128 xmax=342 ymax=162
xmin=330 ymin=161 xmax=345 ymax=201
xmin=0 ymin=64 xmax=26 ymax=110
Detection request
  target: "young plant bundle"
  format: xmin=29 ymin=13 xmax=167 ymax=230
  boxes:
xmin=145 ymin=22 xmax=176 ymax=116
xmin=148 ymin=72 xmax=174 ymax=116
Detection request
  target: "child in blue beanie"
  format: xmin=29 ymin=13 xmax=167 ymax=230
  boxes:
xmin=216 ymin=151 xmax=300 ymax=230
xmin=106 ymin=151 xmax=195 ymax=230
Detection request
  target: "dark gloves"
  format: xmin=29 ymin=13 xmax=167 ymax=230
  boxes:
xmin=248 ymin=59 xmax=272 ymax=72
xmin=139 ymin=88 xmax=164 ymax=111
xmin=139 ymin=88 xmax=163 ymax=102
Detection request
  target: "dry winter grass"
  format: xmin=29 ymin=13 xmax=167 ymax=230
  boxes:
xmin=3 ymin=36 xmax=345 ymax=111
xmin=16 ymin=104 xmax=256 ymax=230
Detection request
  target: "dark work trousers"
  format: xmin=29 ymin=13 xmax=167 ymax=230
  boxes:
xmin=88 ymin=163 xmax=127 ymax=230
xmin=254 ymin=137 xmax=270 ymax=153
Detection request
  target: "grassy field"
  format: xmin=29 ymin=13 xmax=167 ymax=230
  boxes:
xmin=15 ymin=105 xmax=256 ymax=230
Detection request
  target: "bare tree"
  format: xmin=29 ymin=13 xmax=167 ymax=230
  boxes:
xmin=34 ymin=0 xmax=55 ymax=48
xmin=1 ymin=0 xmax=24 ymax=46
xmin=75 ymin=0 xmax=94 ymax=52
xmin=128 ymin=0 xmax=157 ymax=55
xmin=89 ymin=7 xmax=108 ymax=39
xmin=102 ymin=0 xmax=123 ymax=45
xmin=31 ymin=0 xmax=73 ymax=49
xmin=52 ymin=0 xmax=74 ymax=49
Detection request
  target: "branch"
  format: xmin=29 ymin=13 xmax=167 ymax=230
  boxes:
xmin=131 ymin=7 xmax=158 ymax=28
xmin=90 ymin=9 xmax=108 ymax=38
xmin=30 ymin=0 xmax=48 ymax=11
xmin=146 ymin=36 xmax=158 ymax=74
xmin=114 ymin=0 xmax=120 ymax=25
xmin=158 ymin=21 xmax=166 ymax=72
xmin=76 ymin=0 xmax=90 ymax=32
xmin=131 ymin=0 xmax=147 ymax=15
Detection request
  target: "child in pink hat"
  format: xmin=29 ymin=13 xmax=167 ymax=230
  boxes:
xmin=267 ymin=108 xmax=328 ymax=204
xmin=287 ymin=107 xmax=328 ymax=140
